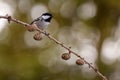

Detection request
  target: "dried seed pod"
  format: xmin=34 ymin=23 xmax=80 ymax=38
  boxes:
xmin=27 ymin=24 xmax=37 ymax=32
xmin=61 ymin=53 xmax=71 ymax=60
xmin=33 ymin=33 xmax=42 ymax=41
xmin=76 ymin=59 xmax=84 ymax=65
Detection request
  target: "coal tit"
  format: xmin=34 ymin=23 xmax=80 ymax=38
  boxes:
xmin=30 ymin=13 xmax=52 ymax=30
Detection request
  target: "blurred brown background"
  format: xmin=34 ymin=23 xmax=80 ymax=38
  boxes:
xmin=0 ymin=0 xmax=120 ymax=80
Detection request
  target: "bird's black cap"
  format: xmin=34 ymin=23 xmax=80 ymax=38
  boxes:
xmin=42 ymin=13 xmax=52 ymax=17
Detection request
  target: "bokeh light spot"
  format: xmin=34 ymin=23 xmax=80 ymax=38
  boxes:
xmin=31 ymin=4 xmax=48 ymax=20
xmin=101 ymin=38 xmax=120 ymax=65
xmin=60 ymin=1 xmax=76 ymax=18
xmin=0 ymin=1 xmax=14 ymax=32
xmin=77 ymin=1 xmax=97 ymax=20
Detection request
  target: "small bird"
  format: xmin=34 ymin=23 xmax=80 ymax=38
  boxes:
xmin=30 ymin=13 xmax=53 ymax=30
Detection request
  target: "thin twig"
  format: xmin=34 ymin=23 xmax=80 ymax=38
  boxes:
xmin=0 ymin=15 xmax=108 ymax=80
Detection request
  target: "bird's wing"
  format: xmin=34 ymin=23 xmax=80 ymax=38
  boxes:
xmin=30 ymin=17 xmax=40 ymax=25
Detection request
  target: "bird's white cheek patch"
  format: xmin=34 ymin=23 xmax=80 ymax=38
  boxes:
xmin=42 ymin=15 xmax=50 ymax=19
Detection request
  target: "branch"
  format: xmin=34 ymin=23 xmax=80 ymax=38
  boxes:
xmin=0 ymin=15 xmax=108 ymax=80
